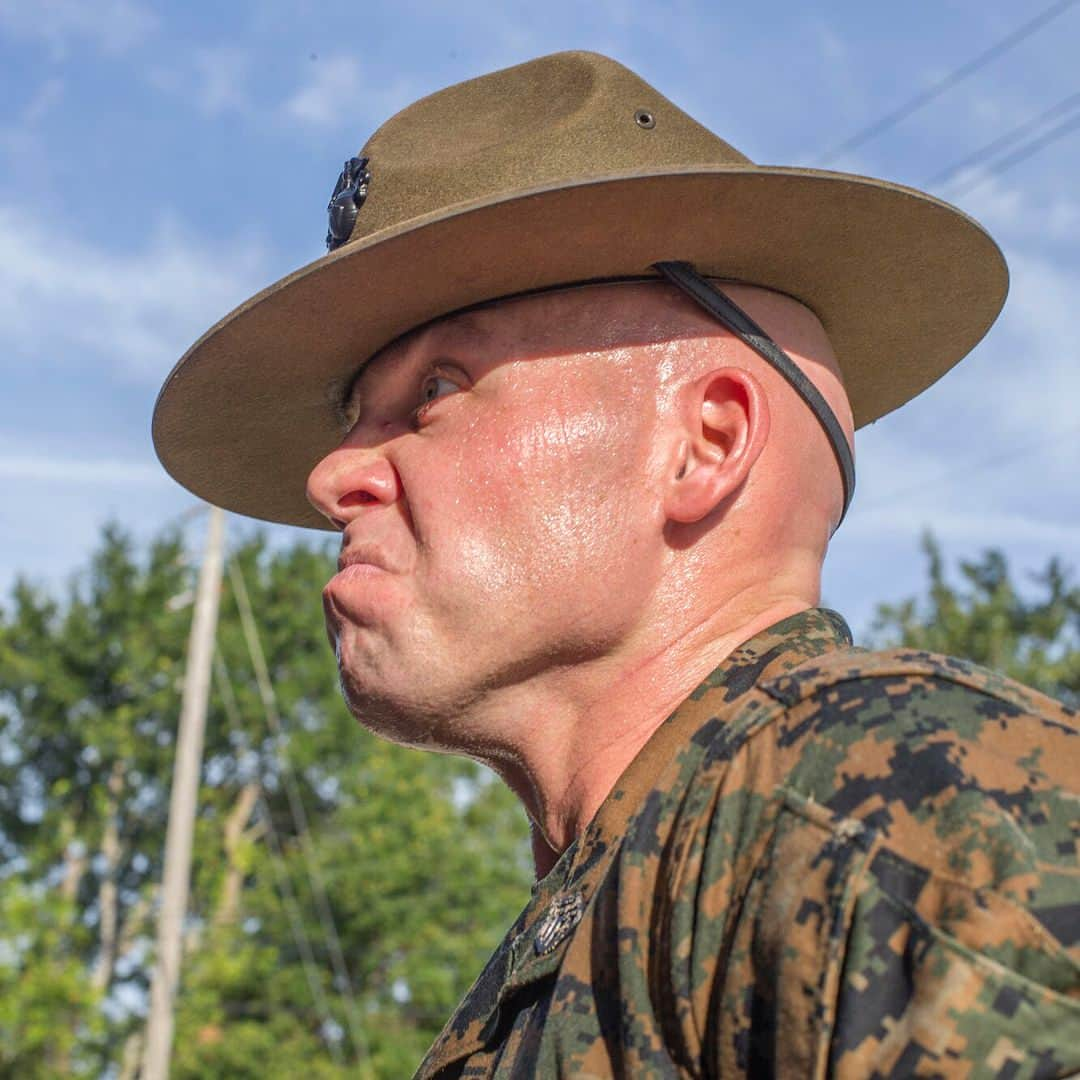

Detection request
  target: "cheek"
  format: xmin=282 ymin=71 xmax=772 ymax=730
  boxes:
xmin=456 ymin=399 xmax=650 ymax=587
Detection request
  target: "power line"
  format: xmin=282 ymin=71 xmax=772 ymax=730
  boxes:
xmin=858 ymin=422 xmax=1080 ymax=513
xmin=225 ymin=555 xmax=369 ymax=1065
xmin=212 ymin=651 xmax=346 ymax=1068
xmin=804 ymin=20 xmax=1079 ymax=507
xmin=925 ymin=88 xmax=1080 ymax=188
xmin=258 ymin=792 xmax=349 ymax=1064
xmin=943 ymin=105 xmax=1080 ymax=197
xmin=813 ymin=0 xmax=1079 ymax=166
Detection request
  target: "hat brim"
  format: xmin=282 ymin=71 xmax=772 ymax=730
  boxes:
xmin=152 ymin=165 xmax=1008 ymax=530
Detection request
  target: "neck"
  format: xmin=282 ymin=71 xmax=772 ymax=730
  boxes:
xmin=476 ymin=591 xmax=816 ymax=879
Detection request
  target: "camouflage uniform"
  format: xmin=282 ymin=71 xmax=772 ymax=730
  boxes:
xmin=416 ymin=608 xmax=1080 ymax=1078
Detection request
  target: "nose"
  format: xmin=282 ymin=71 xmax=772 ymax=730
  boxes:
xmin=306 ymin=440 xmax=403 ymax=530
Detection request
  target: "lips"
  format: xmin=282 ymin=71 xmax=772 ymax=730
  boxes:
xmin=337 ymin=546 xmax=390 ymax=574
xmin=323 ymin=544 xmax=399 ymax=631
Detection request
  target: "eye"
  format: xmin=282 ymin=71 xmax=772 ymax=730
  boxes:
xmin=412 ymin=366 xmax=467 ymax=425
xmin=419 ymin=373 xmax=459 ymax=405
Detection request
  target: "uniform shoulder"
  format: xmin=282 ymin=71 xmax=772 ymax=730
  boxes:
xmin=753 ymin=641 xmax=1079 ymax=780
xmin=760 ymin=643 xmax=1077 ymax=732
xmin=747 ymin=644 xmax=1080 ymax=900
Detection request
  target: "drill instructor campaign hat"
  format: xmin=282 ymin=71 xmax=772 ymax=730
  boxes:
xmin=153 ymin=50 xmax=1008 ymax=530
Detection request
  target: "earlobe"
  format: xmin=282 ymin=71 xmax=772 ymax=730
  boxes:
xmin=664 ymin=368 xmax=769 ymax=525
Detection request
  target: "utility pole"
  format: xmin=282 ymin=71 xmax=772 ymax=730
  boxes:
xmin=143 ymin=506 xmax=226 ymax=1080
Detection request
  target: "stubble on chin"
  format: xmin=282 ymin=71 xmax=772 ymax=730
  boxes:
xmin=332 ymin=626 xmax=473 ymax=753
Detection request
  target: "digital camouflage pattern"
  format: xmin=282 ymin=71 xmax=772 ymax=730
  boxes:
xmin=415 ymin=609 xmax=1080 ymax=1078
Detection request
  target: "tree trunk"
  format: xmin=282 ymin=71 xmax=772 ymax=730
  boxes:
xmin=118 ymin=890 xmax=153 ymax=960
xmin=214 ymin=780 xmax=262 ymax=928
xmin=119 ymin=1029 xmax=143 ymax=1080
xmin=91 ymin=759 xmax=126 ymax=991
xmin=60 ymin=817 xmax=87 ymax=904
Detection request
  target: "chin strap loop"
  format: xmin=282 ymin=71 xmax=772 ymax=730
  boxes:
xmin=653 ymin=261 xmax=855 ymax=529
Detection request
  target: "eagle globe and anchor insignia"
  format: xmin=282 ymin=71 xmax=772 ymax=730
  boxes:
xmin=325 ymin=156 xmax=371 ymax=251
xmin=533 ymin=891 xmax=585 ymax=956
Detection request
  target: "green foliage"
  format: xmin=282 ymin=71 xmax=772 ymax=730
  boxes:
xmin=0 ymin=520 xmax=532 ymax=1076
xmin=0 ymin=881 xmax=104 ymax=1078
xmin=171 ymin=928 xmax=347 ymax=1080
xmin=871 ymin=533 xmax=1079 ymax=706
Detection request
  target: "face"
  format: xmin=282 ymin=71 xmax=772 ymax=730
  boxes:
xmin=306 ymin=286 xmax=677 ymax=750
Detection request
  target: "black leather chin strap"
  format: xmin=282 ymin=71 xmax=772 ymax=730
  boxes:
xmin=653 ymin=261 xmax=854 ymax=528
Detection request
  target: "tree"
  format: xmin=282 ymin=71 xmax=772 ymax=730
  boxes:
xmin=0 ymin=521 xmax=532 ymax=1077
xmin=870 ymin=532 xmax=1079 ymax=706
xmin=0 ymin=525 xmax=193 ymax=1076
xmin=0 ymin=881 xmax=104 ymax=1077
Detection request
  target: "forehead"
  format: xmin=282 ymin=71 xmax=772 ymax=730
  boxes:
xmin=359 ymin=287 xmax=602 ymax=378
xmin=344 ymin=280 xmax=709 ymax=408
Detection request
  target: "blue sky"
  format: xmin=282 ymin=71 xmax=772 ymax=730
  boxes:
xmin=1 ymin=0 xmax=1077 ymax=635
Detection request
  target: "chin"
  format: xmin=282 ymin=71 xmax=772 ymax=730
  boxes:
xmin=336 ymin=651 xmax=459 ymax=753
xmin=331 ymin=619 xmax=513 ymax=755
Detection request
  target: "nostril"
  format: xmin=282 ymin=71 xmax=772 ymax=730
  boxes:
xmin=340 ymin=490 xmax=381 ymax=509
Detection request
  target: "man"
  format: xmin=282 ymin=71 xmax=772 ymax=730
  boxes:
xmin=154 ymin=52 xmax=1080 ymax=1077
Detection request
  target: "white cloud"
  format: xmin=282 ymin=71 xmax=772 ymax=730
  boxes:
xmin=847 ymin=501 xmax=1078 ymax=551
xmin=845 ymin=301 xmax=1079 ymax=537
xmin=0 ymin=455 xmax=168 ymax=486
xmin=282 ymin=56 xmax=364 ymax=129
xmin=993 ymin=253 xmax=1080 ymax=434
xmin=813 ymin=20 xmax=848 ymax=65
xmin=949 ymin=171 xmax=1080 ymax=245
xmin=0 ymin=78 xmax=65 ymax=177
xmin=0 ymin=470 xmax=191 ymax=599
xmin=840 ymin=232 xmax=1080 ymax=482
xmin=21 ymin=78 xmax=65 ymax=125
xmin=277 ymin=57 xmax=423 ymax=139
xmin=0 ymin=0 xmax=157 ymax=57
xmin=148 ymin=46 xmax=252 ymax=116
xmin=194 ymin=46 xmax=251 ymax=114
xmin=0 ymin=208 xmax=272 ymax=383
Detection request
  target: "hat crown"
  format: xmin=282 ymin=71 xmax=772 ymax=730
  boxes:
xmin=342 ymin=51 xmax=751 ymax=244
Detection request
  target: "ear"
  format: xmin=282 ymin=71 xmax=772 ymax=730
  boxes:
xmin=664 ymin=367 xmax=770 ymax=524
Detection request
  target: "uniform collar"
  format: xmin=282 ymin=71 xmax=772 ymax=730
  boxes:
xmin=546 ymin=606 xmax=852 ymax=890
xmin=416 ymin=607 xmax=852 ymax=1075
